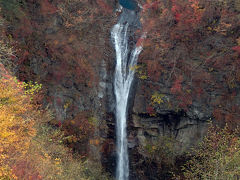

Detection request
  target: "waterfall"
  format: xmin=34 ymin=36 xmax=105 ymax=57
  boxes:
xmin=111 ymin=10 xmax=143 ymax=180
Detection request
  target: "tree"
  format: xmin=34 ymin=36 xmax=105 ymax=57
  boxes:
xmin=0 ymin=72 xmax=36 ymax=179
xmin=0 ymin=67 xmax=111 ymax=179
xmin=182 ymin=124 xmax=240 ymax=180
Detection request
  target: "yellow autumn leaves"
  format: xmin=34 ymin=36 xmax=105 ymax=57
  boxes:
xmin=0 ymin=76 xmax=36 ymax=178
xmin=0 ymin=73 xmax=111 ymax=180
xmin=151 ymin=92 xmax=165 ymax=105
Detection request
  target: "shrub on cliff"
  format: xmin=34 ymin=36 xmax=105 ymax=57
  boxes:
xmin=0 ymin=39 xmax=16 ymax=74
xmin=0 ymin=0 xmax=26 ymax=22
xmin=181 ymin=124 xmax=240 ymax=179
xmin=139 ymin=135 xmax=179 ymax=178
xmin=28 ymin=123 xmax=111 ymax=180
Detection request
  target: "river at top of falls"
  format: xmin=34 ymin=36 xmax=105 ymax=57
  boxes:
xmin=111 ymin=8 xmax=144 ymax=180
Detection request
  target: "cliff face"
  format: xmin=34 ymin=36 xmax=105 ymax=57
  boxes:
xmin=1 ymin=0 xmax=240 ymax=179
xmin=127 ymin=0 xmax=240 ymax=178
xmin=128 ymin=80 xmax=210 ymax=179
xmin=1 ymin=0 xmax=118 ymax=164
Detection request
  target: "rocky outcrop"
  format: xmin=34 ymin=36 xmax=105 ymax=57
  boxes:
xmin=131 ymin=79 xmax=211 ymax=153
xmin=126 ymin=79 xmax=210 ymax=179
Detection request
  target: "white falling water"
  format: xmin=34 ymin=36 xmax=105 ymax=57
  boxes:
xmin=111 ymin=23 xmax=143 ymax=180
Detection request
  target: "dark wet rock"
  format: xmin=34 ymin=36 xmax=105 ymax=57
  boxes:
xmin=119 ymin=0 xmax=138 ymax=10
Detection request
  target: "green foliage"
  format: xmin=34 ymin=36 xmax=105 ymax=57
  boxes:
xmin=30 ymin=123 xmax=111 ymax=180
xmin=130 ymin=64 xmax=148 ymax=80
xmin=0 ymin=0 xmax=26 ymax=22
xmin=22 ymin=81 xmax=42 ymax=96
xmin=182 ymin=124 xmax=240 ymax=180
xmin=88 ymin=116 xmax=98 ymax=127
xmin=143 ymin=136 xmax=178 ymax=166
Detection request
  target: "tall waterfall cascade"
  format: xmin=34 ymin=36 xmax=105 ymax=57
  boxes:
xmin=111 ymin=8 xmax=144 ymax=180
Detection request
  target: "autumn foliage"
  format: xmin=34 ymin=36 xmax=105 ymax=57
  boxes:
xmin=182 ymin=124 xmax=240 ymax=179
xmin=0 ymin=66 xmax=110 ymax=179
xmin=0 ymin=70 xmax=36 ymax=178
xmin=0 ymin=31 xmax=110 ymax=178
xmin=0 ymin=0 xmax=239 ymax=178
xmin=139 ymin=0 xmax=240 ymax=124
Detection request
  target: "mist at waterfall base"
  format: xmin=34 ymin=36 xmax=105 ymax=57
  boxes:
xmin=111 ymin=9 xmax=143 ymax=180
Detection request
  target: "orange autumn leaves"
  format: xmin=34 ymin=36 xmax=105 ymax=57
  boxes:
xmin=0 ymin=67 xmax=109 ymax=179
xmin=0 ymin=70 xmax=36 ymax=178
xmin=171 ymin=0 xmax=204 ymax=25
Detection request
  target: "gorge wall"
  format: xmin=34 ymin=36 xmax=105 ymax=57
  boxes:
xmin=1 ymin=0 xmax=240 ymax=179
